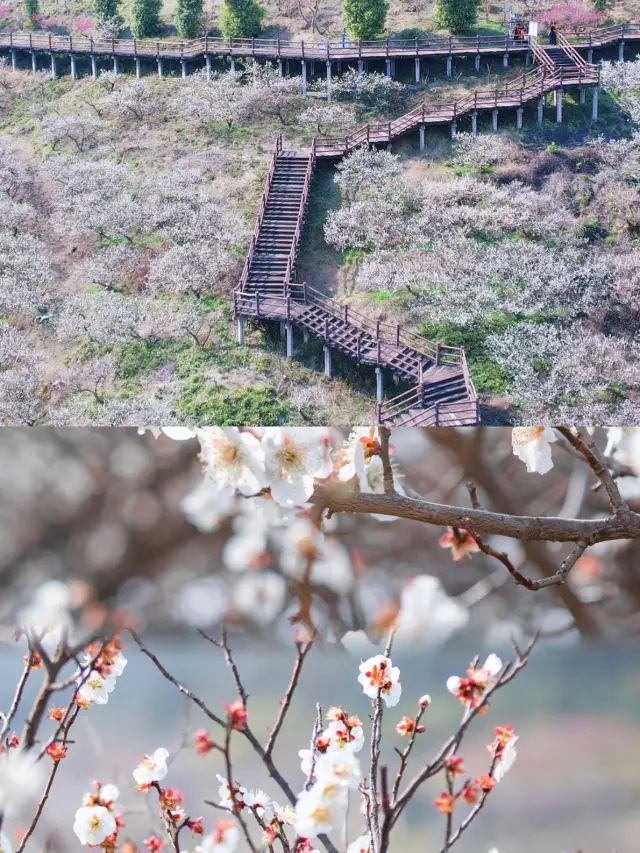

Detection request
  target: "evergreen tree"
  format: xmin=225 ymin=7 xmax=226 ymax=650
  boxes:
xmin=24 ymin=0 xmax=38 ymax=23
xmin=175 ymin=0 xmax=203 ymax=37
xmin=131 ymin=0 xmax=162 ymax=37
xmin=94 ymin=0 xmax=118 ymax=23
xmin=343 ymin=0 xmax=387 ymax=40
xmin=435 ymin=0 xmax=480 ymax=32
xmin=219 ymin=0 xmax=265 ymax=38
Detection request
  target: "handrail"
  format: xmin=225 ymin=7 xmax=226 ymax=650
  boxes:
xmin=558 ymin=32 xmax=587 ymax=67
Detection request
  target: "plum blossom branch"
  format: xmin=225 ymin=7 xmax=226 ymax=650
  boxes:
xmin=265 ymin=636 xmax=315 ymax=761
xmin=556 ymin=427 xmax=629 ymax=516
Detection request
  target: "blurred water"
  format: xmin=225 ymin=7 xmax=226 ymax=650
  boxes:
xmin=1 ymin=638 xmax=639 ymax=853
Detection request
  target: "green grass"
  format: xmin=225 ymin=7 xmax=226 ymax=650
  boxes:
xmin=174 ymin=381 xmax=292 ymax=424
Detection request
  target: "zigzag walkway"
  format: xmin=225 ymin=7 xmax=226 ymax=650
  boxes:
xmin=234 ymin=32 xmax=604 ymax=425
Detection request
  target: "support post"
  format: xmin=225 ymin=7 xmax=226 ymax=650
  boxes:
xmin=471 ymin=110 xmax=478 ymax=136
xmin=277 ymin=57 xmax=283 ymax=76
xmin=619 ymin=40 xmax=624 ymax=61
xmin=588 ymin=47 xmax=593 ymax=63
xmin=516 ymin=106 xmax=523 ymax=129
xmin=376 ymin=367 xmax=383 ymax=403
xmin=492 ymin=108 xmax=498 ymax=132
xmin=205 ymin=54 xmax=211 ymax=79
xmin=537 ymin=95 xmax=544 ymax=124
xmin=135 ymin=57 xmax=141 ymax=78
xmin=357 ymin=58 xmax=364 ymax=73
xmin=113 ymin=56 xmax=119 ymax=75
xmin=286 ymin=323 xmax=293 ymax=358
xmin=385 ymin=57 xmax=391 ymax=78
xmin=181 ymin=59 xmax=187 ymax=78
xmin=70 ymin=53 xmax=77 ymax=80
xmin=324 ymin=345 xmax=332 ymax=378
xmin=579 ymin=86 xmax=586 ymax=104
xmin=11 ymin=50 xmax=17 ymax=71
xmin=446 ymin=55 xmax=452 ymax=77
xmin=237 ymin=317 xmax=246 ymax=345
xmin=450 ymin=118 xmax=457 ymax=139
xmin=31 ymin=51 xmax=37 ymax=74
xmin=503 ymin=51 xmax=509 ymax=67
xmin=419 ymin=123 xmax=425 ymax=151
xmin=301 ymin=60 xmax=307 ymax=95
xmin=303 ymin=329 xmax=309 ymax=344
xmin=474 ymin=52 xmax=480 ymax=71
xmin=230 ymin=56 xmax=236 ymax=72
xmin=415 ymin=55 xmax=420 ymax=83
xmin=592 ymin=85 xmax=598 ymax=121
xmin=157 ymin=58 xmax=163 ymax=78
xmin=91 ymin=54 xmax=97 ymax=80
xmin=326 ymin=61 xmax=332 ymax=102
xmin=556 ymin=87 xmax=563 ymax=123
xmin=50 ymin=53 xmax=56 ymax=78
xmin=279 ymin=320 xmax=286 ymax=339
xmin=525 ymin=50 xmax=531 ymax=66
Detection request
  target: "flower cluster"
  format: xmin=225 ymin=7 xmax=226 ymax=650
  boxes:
xmin=358 ymin=655 xmax=402 ymax=707
xmin=446 ymin=654 xmax=503 ymax=709
xmin=73 ymin=782 xmax=123 ymax=848
xmin=76 ymin=637 xmax=128 ymax=708
xmin=298 ymin=706 xmax=365 ymax=777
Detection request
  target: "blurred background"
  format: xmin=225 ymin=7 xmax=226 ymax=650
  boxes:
xmin=1 ymin=427 xmax=640 ymax=852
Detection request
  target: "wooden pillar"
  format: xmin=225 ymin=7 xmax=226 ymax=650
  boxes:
xmin=301 ymin=60 xmax=307 ymax=95
xmin=230 ymin=56 xmax=236 ymax=72
xmin=619 ymin=40 xmax=625 ymax=61
xmin=326 ymin=61 xmax=332 ymax=102
xmin=157 ymin=58 xmax=163 ymax=78
xmin=525 ymin=51 xmax=531 ymax=66
xmin=385 ymin=57 xmax=391 ymax=78
xmin=279 ymin=320 xmax=286 ymax=338
xmin=237 ymin=317 xmax=246 ymax=345
xmin=556 ymin=87 xmax=563 ymax=123
xmin=474 ymin=52 xmax=480 ymax=71
xmin=376 ymin=367 xmax=383 ymax=402
xmin=286 ymin=58 xmax=290 ymax=75
xmin=277 ymin=57 xmax=283 ymax=76
xmin=579 ymin=86 xmax=586 ymax=104
xmin=588 ymin=47 xmax=593 ymax=63
xmin=91 ymin=54 xmax=97 ymax=80
xmin=415 ymin=56 xmax=420 ymax=82
xmin=10 ymin=50 xmax=17 ymax=71
xmin=537 ymin=95 xmax=544 ymax=124
xmin=286 ymin=323 xmax=293 ymax=358
xmin=31 ymin=51 xmax=37 ymax=74
xmin=419 ymin=123 xmax=425 ymax=151
xmin=492 ymin=108 xmax=498 ymax=132
xmin=592 ymin=85 xmax=599 ymax=121
xmin=113 ymin=56 xmax=119 ymax=75
xmin=181 ymin=59 xmax=187 ymax=78
xmin=205 ymin=54 xmax=211 ymax=79
xmin=324 ymin=345 xmax=332 ymax=377
xmin=516 ymin=107 xmax=523 ymax=129
xmin=50 ymin=53 xmax=56 ymax=78
xmin=135 ymin=57 xmax=141 ymax=78
xmin=357 ymin=58 xmax=364 ymax=73
xmin=446 ymin=55 xmax=452 ymax=77
xmin=70 ymin=53 xmax=77 ymax=80
xmin=450 ymin=118 xmax=457 ymax=139
xmin=471 ymin=110 xmax=478 ymax=136
xmin=503 ymin=51 xmax=509 ymax=67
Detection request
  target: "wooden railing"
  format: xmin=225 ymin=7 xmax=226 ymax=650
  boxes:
xmin=558 ymin=32 xmax=587 ymax=67
xmin=283 ymin=144 xmax=315 ymax=290
xmin=0 ymin=22 xmax=638 ymax=61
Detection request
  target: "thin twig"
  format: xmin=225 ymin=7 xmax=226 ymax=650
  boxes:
xmin=556 ymin=428 xmax=629 ymax=516
xmin=378 ymin=427 xmax=395 ymax=496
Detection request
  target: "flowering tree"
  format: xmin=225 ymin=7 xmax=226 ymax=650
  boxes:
xmin=536 ymin=1 xmax=604 ymax=32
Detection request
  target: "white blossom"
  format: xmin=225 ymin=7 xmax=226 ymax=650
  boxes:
xmin=73 ymin=805 xmax=117 ymax=846
xmin=511 ymin=427 xmax=557 ymax=474
xmin=358 ymin=655 xmax=401 ymax=707
xmin=133 ymin=747 xmax=170 ymax=785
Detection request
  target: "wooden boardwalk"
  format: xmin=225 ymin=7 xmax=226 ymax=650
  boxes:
xmin=0 ymin=22 xmax=638 ymax=67
xmin=233 ymin=33 xmax=612 ymax=426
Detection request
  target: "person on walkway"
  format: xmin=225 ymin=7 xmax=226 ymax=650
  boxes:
xmin=549 ymin=22 xmax=557 ymax=45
